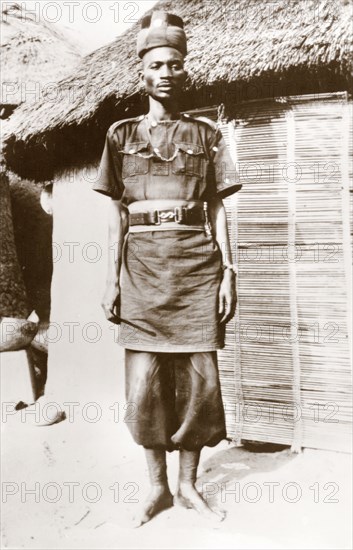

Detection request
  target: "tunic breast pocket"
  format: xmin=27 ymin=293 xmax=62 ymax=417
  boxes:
xmin=172 ymin=142 xmax=206 ymax=178
xmin=119 ymin=142 xmax=150 ymax=178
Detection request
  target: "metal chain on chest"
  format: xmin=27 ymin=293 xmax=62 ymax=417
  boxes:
xmin=134 ymin=149 xmax=179 ymax=162
xmin=135 ymin=115 xmax=180 ymax=162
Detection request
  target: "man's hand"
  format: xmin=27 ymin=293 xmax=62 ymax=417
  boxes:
xmin=218 ymin=270 xmax=237 ymax=324
xmin=101 ymin=283 xmax=120 ymax=322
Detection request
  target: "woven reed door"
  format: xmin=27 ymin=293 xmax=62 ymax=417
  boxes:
xmin=216 ymin=93 xmax=352 ymax=453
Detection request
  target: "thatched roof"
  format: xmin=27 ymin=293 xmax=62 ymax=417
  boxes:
xmin=1 ymin=2 xmax=82 ymax=107
xmin=3 ymin=0 xmax=352 ymax=181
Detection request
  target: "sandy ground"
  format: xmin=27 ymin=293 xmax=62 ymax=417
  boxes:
xmin=1 ymin=389 xmax=352 ymax=550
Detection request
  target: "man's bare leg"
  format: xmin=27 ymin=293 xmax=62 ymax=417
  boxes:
xmin=174 ymin=449 xmax=225 ymax=521
xmin=132 ymin=448 xmax=173 ymax=528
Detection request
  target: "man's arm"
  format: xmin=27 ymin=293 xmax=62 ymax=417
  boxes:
xmin=208 ymin=196 xmax=237 ymax=324
xmin=101 ymin=199 xmax=129 ymax=322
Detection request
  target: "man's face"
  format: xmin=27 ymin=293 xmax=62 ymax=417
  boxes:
xmin=140 ymin=47 xmax=187 ymax=101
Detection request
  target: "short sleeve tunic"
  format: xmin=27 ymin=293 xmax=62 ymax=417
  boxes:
xmin=93 ymin=113 xmax=241 ymax=352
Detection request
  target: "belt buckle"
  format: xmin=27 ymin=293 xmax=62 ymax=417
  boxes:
xmin=174 ymin=206 xmax=184 ymax=224
xmin=153 ymin=209 xmax=161 ymax=225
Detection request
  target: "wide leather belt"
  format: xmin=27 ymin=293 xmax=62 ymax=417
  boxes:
xmin=129 ymin=206 xmax=206 ymax=226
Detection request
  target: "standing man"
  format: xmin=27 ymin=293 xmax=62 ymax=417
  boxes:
xmin=94 ymin=11 xmax=241 ymax=527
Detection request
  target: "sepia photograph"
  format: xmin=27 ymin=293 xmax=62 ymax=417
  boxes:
xmin=0 ymin=0 xmax=352 ymax=548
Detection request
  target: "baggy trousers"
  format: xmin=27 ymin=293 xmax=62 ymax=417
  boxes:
xmin=124 ymin=350 xmax=227 ymax=451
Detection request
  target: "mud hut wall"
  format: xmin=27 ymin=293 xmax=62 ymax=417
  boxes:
xmin=0 ymin=173 xmax=28 ymax=318
xmin=44 ymin=166 xmax=123 ymax=408
xmin=10 ymin=178 xmax=53 ymax=322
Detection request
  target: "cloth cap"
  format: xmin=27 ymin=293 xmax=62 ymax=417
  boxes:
xmin=137 ymin=11 xmax=187 ymax=59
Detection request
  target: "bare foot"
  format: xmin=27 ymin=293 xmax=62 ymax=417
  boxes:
xmin=174 ymin=483 xmax=226 ymax=522
xmin=131 ymin=484 xmax=173 ymax=528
